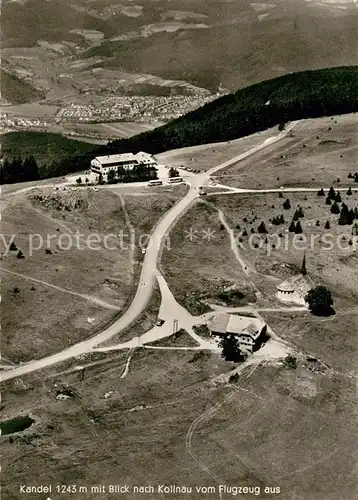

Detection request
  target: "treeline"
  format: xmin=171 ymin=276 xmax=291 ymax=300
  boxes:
xmin=0 ymin=69 xmax=45 ymax=105
xmin=106 ymin=164 xmax=158 ymax=183
xmin=2 ymin=66 xmax=358 ymax=184
xmin=0 ymin=156 xmax=40 ymax=184
xmin=105 ymin=66 xmax=358 ymax=155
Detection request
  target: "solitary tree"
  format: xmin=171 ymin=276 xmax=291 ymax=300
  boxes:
xmin=317 ymin=188 xmax=325 ymax=197
xmin=283 ymin=198 xmax=291 ymax=210
xmin=257 ymin=221 xmax=268 ymax=234
xmin=324 ymin=220 xmax=331 ymax=230
xmin=295 ymin=221 xmax=303 ymax=234
xmin=301 ymin=254 xmax=307 ymax=275
xmin=283 ymin=355 xmax=297 ymax=370
xmin=305 ymin=286 xmax=334 ymax=316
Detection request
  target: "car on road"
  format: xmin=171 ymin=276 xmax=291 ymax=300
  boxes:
xmin=156 ymin=319 xmax=165 ymax=326
xmin=141 ymin=248 xmax=146 ymax=254
xmin=199 ymin=191 xmax=207 ymax=196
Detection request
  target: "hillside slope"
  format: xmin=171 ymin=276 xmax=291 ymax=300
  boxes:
xmin=1 ymin=132 xmax=95 ymax=174
xmin=0 ymin=69 xmax=45 ymax=105
xmin=2 ymin=66 xmax=357 ymax=182
xmin=86 ymin=14 xmax=358 ymax=91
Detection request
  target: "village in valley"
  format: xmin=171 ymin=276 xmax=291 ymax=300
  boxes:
xmin=1 ymin=3 xmax=357 ymax=492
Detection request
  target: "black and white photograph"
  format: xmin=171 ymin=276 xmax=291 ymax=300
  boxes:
xmin=0 ymin=1 xmax=357 ymax=499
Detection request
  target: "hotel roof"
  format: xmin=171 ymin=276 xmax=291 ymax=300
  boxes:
xmin=95 ymin=153 xmax=137 ymax=165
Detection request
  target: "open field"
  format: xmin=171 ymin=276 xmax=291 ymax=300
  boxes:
xmin=157 ymin=127 xmax=276 ymax=173
xmin=161 ymin=201 xmax=258 ymax=315
xmin=0 ymin=188 xmax=132 ymax=362
xmin=0 ymin=103 xmax=61 ymax=118
xmin=0 ymin=184 xmax=188 ymax=361
xmin=1 ymin=347 xmax=356 ymax=500
xmin=115 ymin=184 xmax=189 ymax=235
xmin=261 ymin=310 xmax=358 ymax=374
xmin=215 ymin=114 xmax=358 ymax=189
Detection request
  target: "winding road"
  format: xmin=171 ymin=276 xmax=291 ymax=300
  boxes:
xmin=1 ymin=122 xmax=300 ymax=383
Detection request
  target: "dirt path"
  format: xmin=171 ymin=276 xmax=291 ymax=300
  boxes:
xmin=212 ymin=203 xmax=250 ymax=275
xmin=209 ymin=304 xmax=308 ymax=313
xmin=185 ymin=360 xmax=263 ymax=498
xmin=209 ymin=186 xmax=358 ymax=196
xmin=114 ymin=192 xmax=136 ymax=273
xmin=120 ymin=348 xmax=134 ymax=379
xmin=0 ymin=268 xmax=121 ymax=311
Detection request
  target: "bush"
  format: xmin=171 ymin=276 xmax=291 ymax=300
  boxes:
xmin=258 ymin=221 xmax=268 ymax=234
xmin=217 ymin=288 xmax=245 ymax=305
xmin=283 ymin=355 xmax=297 ymax=370
xmin=229 ymin=373 xmax=240 ymax=384
xmin=193 ymin=324 xmax=211 ymax=339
